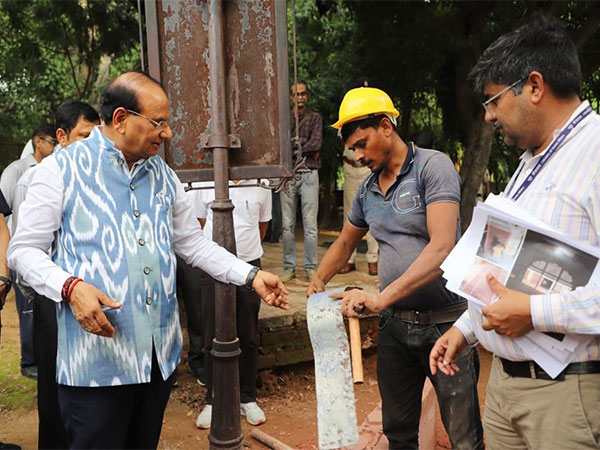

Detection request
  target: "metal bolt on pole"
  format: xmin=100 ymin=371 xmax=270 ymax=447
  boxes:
xmin=207 ymin=0 xmax=243 ymax=448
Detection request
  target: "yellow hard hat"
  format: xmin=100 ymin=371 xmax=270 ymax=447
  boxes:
xmin=331 ymin=87 xmax=399 ymax=129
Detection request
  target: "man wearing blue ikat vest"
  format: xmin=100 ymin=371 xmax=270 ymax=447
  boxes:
xmin=8 ymin=72 xmax=289 ymax=449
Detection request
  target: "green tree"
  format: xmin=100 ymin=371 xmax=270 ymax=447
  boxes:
xmin=288 ymin=0 xmax=357 ymax=226
xmin=0 ymin=0 xmax=141 ymax=163
xmin=292 ymin=0 xmax=600 ymax=228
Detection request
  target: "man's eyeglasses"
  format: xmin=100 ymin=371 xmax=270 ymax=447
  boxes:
xmin=126 ymin=109 xmax=169 ymax=130
xmin=41 ymin=137 xmax=59 ymax=146
xmin=482 ymin=77 xmax=527 ymax=114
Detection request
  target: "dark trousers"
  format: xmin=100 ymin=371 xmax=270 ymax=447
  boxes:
xmin=201 ymin=260 xmax=261 ymax=404
xmin=12 ymin=270 xmax=35 ymax=368
xmin=264 ymin=191 xmax=281 ymax=242
xmin=176 ymin=256 xmax=204 ymax=375
xmin=34 ymin=294 xmax=67 ymax=449
xmin=57 ymin=349 xmax=175 ymax=449
xmin=377 ymin=311 xmax=484 ymax=450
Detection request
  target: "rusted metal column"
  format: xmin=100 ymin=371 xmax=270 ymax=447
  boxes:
xmin=207 ymin=0 xmax=243 ymax=449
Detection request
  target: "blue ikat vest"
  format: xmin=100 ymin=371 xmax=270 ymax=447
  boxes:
xmin=52 ymin=126 xmax=181 ymax=386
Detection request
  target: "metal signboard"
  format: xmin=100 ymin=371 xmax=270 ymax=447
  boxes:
xmin=145 ymin=0 xmax=291 ymax=182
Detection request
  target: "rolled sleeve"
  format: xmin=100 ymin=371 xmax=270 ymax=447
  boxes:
xmin=530 ymin=287 xmax=600 ymax=335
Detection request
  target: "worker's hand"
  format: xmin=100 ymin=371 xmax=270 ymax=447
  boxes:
xmin=329 ymin=288 xmax=383 ymax=318
xmin=306 ymin=275 xmax=325 ymax=297
xmin=482 ymin=274 xmax=533 ymax=337
xmin=253 ymin=270 xmax=290 ymax=310
xmin=68 ymin=281 xmax=122 ymax=338
xmin=429 ymin=326 xmax=467 ymax=376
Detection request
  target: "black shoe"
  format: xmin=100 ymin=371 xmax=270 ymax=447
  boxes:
xmin=0 ymin=442 xmax=21 ymax=449
xmin=21 ymin=366 xmax=37 ymax=380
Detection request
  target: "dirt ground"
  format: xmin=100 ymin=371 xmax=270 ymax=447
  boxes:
xmin=0 ymin=292 xmax=492 ymax=450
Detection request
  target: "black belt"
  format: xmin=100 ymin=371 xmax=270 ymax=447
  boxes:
xmin=387 ymin=302 xmax=466 ymax=325
xmin=500 ymin=357 xmax=600 ymax=381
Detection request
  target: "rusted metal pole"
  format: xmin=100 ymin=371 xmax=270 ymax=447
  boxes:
xmin=207 ymin=0 xmax=243 ymax=449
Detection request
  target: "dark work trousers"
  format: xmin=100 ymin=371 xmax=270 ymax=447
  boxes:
xmin=265 ymin=191 xmax=281 ymax=242
xmin=175 ymin=256 xmax=204 ymax=376
xmin=57 ymin=348 xmax=175 ymax=449
xmin=201 ymin=259 xmax=261 ymax=404
xmin=377 ymin=311 xmax=485 ymax=450
xmin=12 ymin=270 xmax=35 ymax=368
xmin=33 ymin=294 xmax=67 ymax=449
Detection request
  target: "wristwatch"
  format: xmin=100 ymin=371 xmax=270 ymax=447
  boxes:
xmin=245 ymin=266 xmax=260 ymax=290
xmin=0 ymin=275 xmax=12 ymax=294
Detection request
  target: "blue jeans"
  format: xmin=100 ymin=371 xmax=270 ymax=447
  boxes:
xmin=377 ymin=311 xmax=484 ymax=449
xmin=280 ymin=169 xmax=319 ymax=270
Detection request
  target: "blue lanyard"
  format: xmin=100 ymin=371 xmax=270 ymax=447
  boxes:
xmin=508 ymin=105 xmax=593 ymax=201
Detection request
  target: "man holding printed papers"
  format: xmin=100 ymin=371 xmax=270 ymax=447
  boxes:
xmin=430 ymin=18 xmax=600 ymax=449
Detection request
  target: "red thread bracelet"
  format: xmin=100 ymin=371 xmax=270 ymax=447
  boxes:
xmin=66 ymin=278 xmax=83 ymax=303
xmin=61 ymin=276 xmax=76 ymax=302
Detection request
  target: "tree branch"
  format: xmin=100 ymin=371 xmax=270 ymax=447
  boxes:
xmin=81 ymin=28 xmax=95 ymax=99
xmin=60 ymin=17 xmax=82 ymax=98
xmin=572 ymin=6 xmax=600 ymax=49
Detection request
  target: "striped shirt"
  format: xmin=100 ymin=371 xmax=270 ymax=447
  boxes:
xmin=454 ymin=100 xmax=600 ymax=362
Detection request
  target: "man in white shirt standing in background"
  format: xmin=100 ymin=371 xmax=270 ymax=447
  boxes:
xmin=194 ymin=179 xmax=272 ymax=430
xmin=1 ymin=123 xmax=57 ymax=380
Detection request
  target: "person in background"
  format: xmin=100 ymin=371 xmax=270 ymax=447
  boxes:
xmin=1 ymin=123 xmax=57 ymax=380
xmin=0 ymin=191 xmax=21 ymax=450
xmin=280 ymin=80 xmax=323 ymax=282
xmin=195 ymin=179 xmax=272 ymax=429
xmin=176 ymin=181 xmax=206 ymax=386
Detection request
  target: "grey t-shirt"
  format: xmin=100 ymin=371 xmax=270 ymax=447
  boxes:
xmin=348 ymin=143 xmax=461 ymax=311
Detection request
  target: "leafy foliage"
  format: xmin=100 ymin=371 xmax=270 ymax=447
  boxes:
xmin=0 ymin=0 xmax=141 ymax=148
xmin=289 ymin=0 xmax=600 ymax=225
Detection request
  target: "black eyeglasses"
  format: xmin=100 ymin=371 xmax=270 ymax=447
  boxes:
xmin=126 ymin=109 xmax=169 ymax=130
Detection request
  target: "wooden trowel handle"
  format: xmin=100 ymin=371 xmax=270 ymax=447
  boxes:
xmin=348 ymin=317 xmax=364 ymax=384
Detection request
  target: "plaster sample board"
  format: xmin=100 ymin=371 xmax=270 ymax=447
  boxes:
xmin=307 ymin=289 xmax=358 ymax=449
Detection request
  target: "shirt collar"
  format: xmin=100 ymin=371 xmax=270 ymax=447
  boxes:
xmin=94 ymin=125 xmax=148 ymax=172
xmin=518 ymin=100 xmax=592 ymax=163
xmin=365 ymin=142 xmax=416 ymax=193
xmin=292 ymin=107 xmax=311 ymax=119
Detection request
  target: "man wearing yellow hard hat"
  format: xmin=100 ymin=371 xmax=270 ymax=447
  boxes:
xmin=308 ymin=87 xmax=484 ymax=449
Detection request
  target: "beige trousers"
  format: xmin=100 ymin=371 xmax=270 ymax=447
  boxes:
xmin=483 ymin=356 xmax=600 ymax=450
xmin=343 ymin=161 xmax=378 ymax=264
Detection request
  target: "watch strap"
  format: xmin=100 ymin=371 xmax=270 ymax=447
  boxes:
xmin=245 ymin=266 xmax=260 ymax=290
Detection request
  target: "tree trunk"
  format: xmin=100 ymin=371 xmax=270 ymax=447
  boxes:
xmin=454 ymin=2 xmax=494 ymax=232
xmin=319 ymin=176 xmax=333 ymax=228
